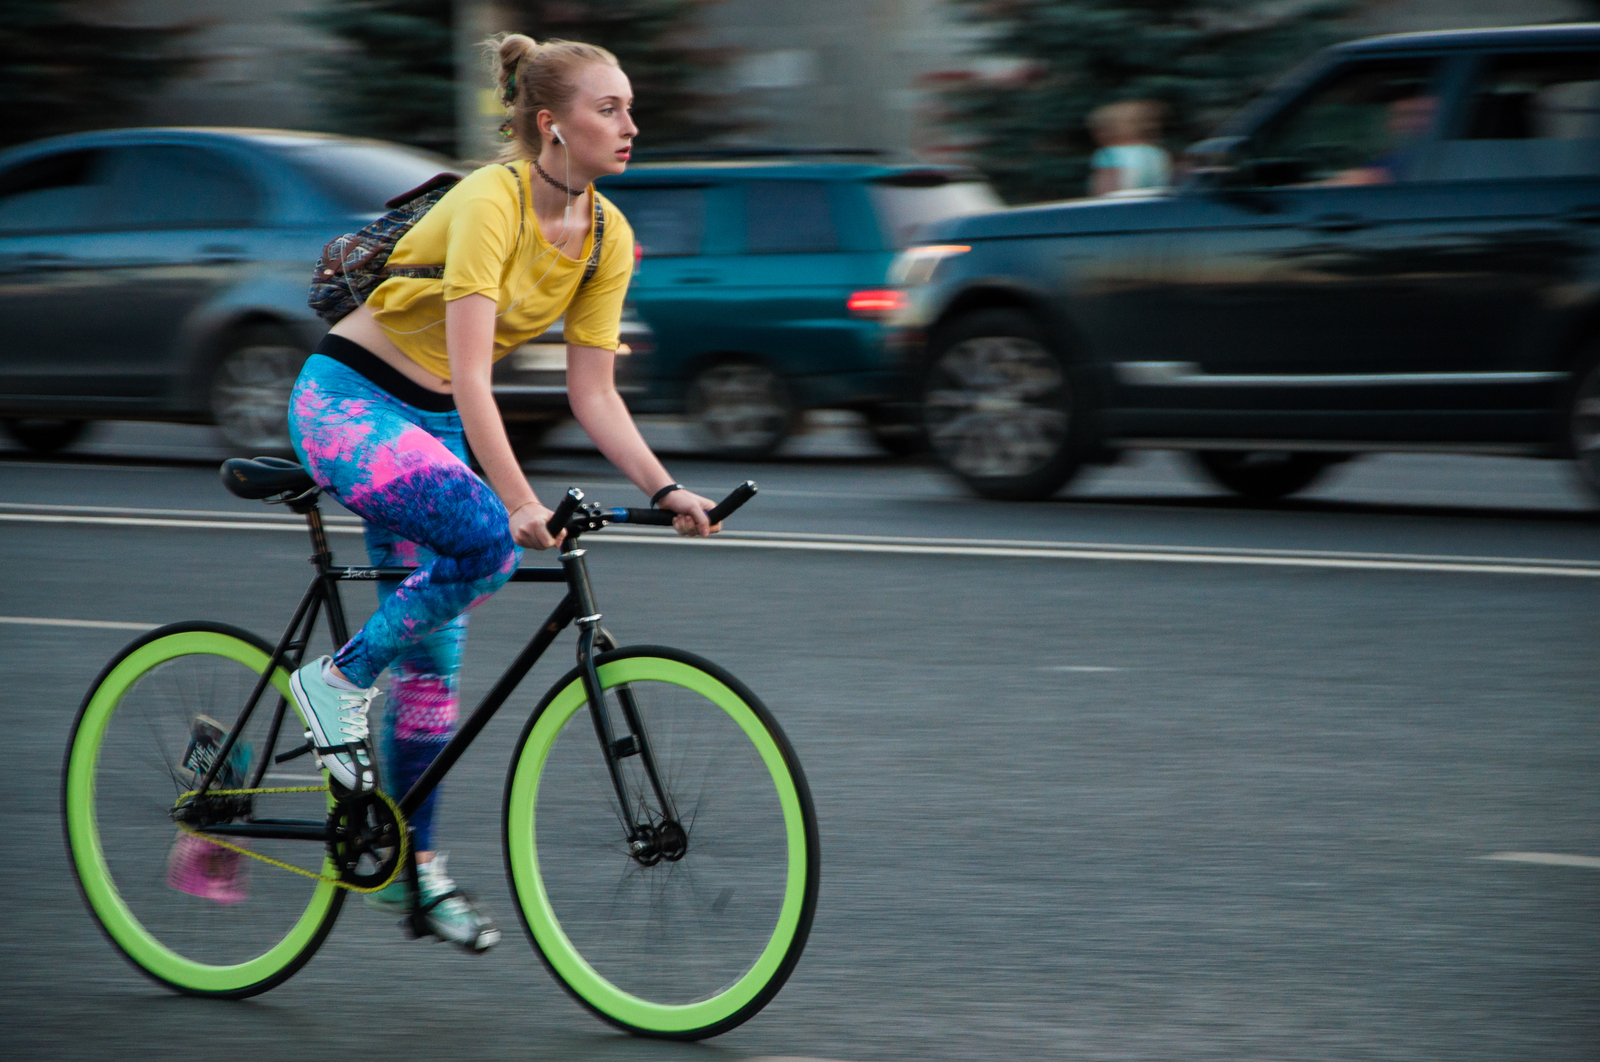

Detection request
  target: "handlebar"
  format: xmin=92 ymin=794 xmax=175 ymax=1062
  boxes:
xmin=545 ymin=481 xmax=758 ymax=537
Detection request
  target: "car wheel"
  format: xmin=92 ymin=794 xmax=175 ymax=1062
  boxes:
xmin=0 ymin=418 xmax=90 ymax=454
xmin=687 ymin=360 xmax=796 ymax=460
xmin=210 ymin=326 xmax=307 ymax=452
xmin=921 ymin=309 xmax=1084 ymax=500
xmin=1192 ymin=451 xmax=1345 ymax=500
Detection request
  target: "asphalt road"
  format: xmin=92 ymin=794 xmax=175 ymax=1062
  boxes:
xmin=2 ymin=422 xmax=1596 ymax=1061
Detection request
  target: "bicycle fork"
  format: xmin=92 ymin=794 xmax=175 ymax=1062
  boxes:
xmin=560 ymin=545 xmax=680 ymax=857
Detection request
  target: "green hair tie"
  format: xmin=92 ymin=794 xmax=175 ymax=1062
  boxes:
xmin=503 ymin=71 xmax=516 ymax=106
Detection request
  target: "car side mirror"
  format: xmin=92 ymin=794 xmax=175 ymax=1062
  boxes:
xmin=1182 ymin=136 xmax=1249 ymax=188
xmin=1184 ymin=137 xmax=1308 ymax=191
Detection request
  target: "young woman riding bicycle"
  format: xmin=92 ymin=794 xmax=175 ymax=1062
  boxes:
xmin=286 ymin=34 xmax=719 ymax=951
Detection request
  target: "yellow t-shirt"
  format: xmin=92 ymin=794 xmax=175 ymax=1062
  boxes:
xmin=365 ymin=161 xmax=635 ymax=381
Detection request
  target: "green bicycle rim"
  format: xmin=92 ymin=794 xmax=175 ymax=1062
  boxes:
xmin=62 ymin=623 xmax=342 ymax=996
xmin=505 ymin=649 xmax=817 ymax=1038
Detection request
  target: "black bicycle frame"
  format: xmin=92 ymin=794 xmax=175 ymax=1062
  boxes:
xmin=190 ymin=495 xmax=673 ymax=849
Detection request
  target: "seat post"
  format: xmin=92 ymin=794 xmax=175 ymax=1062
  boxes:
xmin=301 ymin=501 xmax=334 ymax=572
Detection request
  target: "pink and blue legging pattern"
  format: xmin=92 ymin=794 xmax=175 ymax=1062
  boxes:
xmin=288 ymin=354 xmax=521 ymax=848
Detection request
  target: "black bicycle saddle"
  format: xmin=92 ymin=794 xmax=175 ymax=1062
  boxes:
xmin=220 ymin=456 xmax=316 ymax=500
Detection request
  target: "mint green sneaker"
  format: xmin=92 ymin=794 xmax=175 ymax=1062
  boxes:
xmin=288 ymin=656 xmax=375 ymax=791
xmin=367 ymin=854 xmax=499 ymax=953
xmin=362 ymin=873 xmax=412 ymax=915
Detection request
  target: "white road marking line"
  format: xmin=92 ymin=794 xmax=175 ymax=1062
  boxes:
xmin=1478 ymin=851 xmax=1600 ymax=869
xmin=1042 ymin=665 xmax=1125 ymax=672
xmin=3 ymin=509 xmax=1599 ymax=577
xmin=0 ymin=615 xmax=157 ymax=631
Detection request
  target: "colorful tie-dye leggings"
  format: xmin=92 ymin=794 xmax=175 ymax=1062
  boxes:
xmin=287 ymin=353 xmax=522 ymax=849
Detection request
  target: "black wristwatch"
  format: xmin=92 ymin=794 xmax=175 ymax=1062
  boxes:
xmin=650 ymin=482 xmax=685 ymax=508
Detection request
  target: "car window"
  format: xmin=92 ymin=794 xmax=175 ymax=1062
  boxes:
xmin=277 ymin=142 xmax=456 ymax=213
xmin=600 ymin=185 xmax=706 ymax=256
xmin=869 ymin=176 xmax=1002 ymax=248
xmin=101 ymin=146 xmax=260 ymax=228
xmin=745 ymin=180 xmax=838 ymax=254
xmin=0 ymin=150 xmax=108 ymax=234
xmin=1247 ymin=58 xmax=1443 ymax=186
xmin=1435 ymin=50 xmax=1600 ymax=180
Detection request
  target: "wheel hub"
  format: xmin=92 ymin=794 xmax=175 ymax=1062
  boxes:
xmin=628 ymin=820 xmax=688 ymax=866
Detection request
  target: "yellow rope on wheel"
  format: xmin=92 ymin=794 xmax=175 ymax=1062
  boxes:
xmin=171 ymin=785 xmax=409 ymax=894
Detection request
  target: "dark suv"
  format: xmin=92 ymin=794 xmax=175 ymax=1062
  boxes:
xmin=899 ymin=24 xmax=1600 ymax=501
xmin=598 ymin=155 xmax=1000 ymax=457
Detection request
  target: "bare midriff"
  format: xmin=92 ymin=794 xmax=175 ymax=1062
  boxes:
xmin=328 ymin=305 xmax=455 ymax=393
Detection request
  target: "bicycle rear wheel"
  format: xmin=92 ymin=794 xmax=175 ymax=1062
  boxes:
xmin=62 ymin=623 xmax=342 ymax=997
xmin=504 ymin=646 xmax=819 ymax=1040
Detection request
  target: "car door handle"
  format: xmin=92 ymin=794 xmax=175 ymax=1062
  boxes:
xmin=1565 ymin=205 xmax=1600 ymax=225
xmin=199 ymin=243 xmax=246 ymax=263
xmin=1305 ymin=214 xmax=1367 ymax=234
xmin=674 ymin=273 xmax=718 ymax=284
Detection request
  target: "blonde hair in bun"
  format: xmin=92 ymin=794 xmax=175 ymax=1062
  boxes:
xmin=485 ymin=32 xmax=620 ymax=161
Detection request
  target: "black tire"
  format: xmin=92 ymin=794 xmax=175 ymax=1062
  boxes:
xmin=210 ymin=324 xmax=308 ymax=452
xmin=503 ymin=645 xmax=820 ymax=1040
xmin=1567 ymin=345 xmax=1600 ymax=501
xmin=921 ymin=308 xmax=1086 ymax=500
xmin=1 ymin=417 xmax=90 ymax=453
xmin=63 ymin=621 xmax=344 ymax=998
xmin=1193 ymin=450 xmax=1346 ymax=500
xmin=687 ymin=359 xmax=797 ymax=459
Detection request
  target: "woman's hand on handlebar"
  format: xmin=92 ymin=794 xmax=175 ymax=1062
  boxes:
xmin=510 ymin=500 xmax=566 ymax=550
xmin=658 ymin=489 xmax=721 ymax=537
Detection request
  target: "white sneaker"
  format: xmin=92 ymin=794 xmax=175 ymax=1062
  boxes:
xmin=288 ymin=656 xmax=375 ymax=791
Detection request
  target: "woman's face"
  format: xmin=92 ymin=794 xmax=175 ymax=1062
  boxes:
xmin=545 ymin=63 xmax=636 ymax=175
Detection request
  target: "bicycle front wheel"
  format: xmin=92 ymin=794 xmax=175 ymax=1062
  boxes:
xmin=504 ymin=646 xmax=819 ymax=1040
xmin=62 ymin=623 xmax=342 ymax=997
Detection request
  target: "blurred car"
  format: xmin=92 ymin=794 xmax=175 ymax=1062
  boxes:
xmin=597 ymin=152 xmax=1001 ymax=457
xmin=0 ymin=127 xmax=642 ymax=454
xmin=895 ymin=24 xmax=1600 ymax=501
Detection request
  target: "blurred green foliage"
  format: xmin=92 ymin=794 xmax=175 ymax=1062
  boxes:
xmin=0 ymin=0 xmax=194 ymax=150
xmin=942 ymin=0 xmax=1352 ymax=202
xmin=304 ymin=0 xmax=457 ymax=155
xmin=305 ymin=0 xmax=734 ymax=158
xmin=525 ymin=1 xmax=739 ymax=147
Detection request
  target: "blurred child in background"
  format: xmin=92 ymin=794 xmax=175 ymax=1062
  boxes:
xmin=1087 ymin=100 xmax=1172 ymax=195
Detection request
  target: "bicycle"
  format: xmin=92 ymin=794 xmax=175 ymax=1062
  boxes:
xmin=62 ymin=457 xmax=820 ymax=1040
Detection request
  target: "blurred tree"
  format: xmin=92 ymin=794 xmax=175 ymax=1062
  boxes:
xmin=305 ymin=0 xmax=458 ymax=156
xmin=941 ymin=0 xmax=1352 ymax=202
xmin=0 ymin=0 xmax=194 ymax=149
xmin=517 ymin=1 xmax=739 ymax=147
xmin=304 ymin=0 xmax=735 ymax=158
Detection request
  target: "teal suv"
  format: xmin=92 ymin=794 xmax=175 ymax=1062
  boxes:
xmin=596 ymin=156 xmax=999 ymax=457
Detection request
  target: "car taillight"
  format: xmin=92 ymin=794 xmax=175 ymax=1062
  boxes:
xmin=847 ymin=289 xmax=908 ymax=316
xmin=633 ymin=243 xmax=643 ymax=274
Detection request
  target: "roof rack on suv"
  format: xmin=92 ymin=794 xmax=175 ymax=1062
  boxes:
xmin=631 ymin=146 xmax=891 ymax=162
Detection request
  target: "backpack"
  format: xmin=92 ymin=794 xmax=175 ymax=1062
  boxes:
xmin=307 ymin=163 xmax=605 ymax=325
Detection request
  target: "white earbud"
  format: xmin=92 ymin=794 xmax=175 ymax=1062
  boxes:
xmin=551 ymin=124 xmax=563 ymax=145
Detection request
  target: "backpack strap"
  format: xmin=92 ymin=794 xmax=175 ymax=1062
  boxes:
xmin=505 ymin=162 xmax=526 ymax=249
xmin=583 ymin=192 xmax=604 ymax=284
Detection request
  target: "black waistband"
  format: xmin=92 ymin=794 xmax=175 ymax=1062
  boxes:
xmin=313 ymin=334 xmax=456 ymax=413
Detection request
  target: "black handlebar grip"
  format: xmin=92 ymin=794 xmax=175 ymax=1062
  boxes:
xmin=546 ymin=487 xmax=584 ymax=534
xmin=707 ymin=480 xmax=758 ymax=525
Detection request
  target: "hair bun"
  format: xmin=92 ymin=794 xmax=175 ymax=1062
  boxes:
xmin=490 ymin=32 xmax=538 ymax=101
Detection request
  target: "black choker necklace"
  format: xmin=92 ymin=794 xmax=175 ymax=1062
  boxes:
xmin=532 ymin=158 xmax=583 ymax=198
